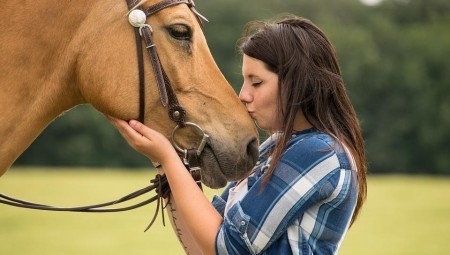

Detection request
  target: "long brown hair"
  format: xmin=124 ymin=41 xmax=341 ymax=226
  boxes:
xmin=239 ymin=15 xmax=367 ymax=225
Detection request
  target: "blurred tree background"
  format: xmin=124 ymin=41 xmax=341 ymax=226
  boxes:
xmin=14 ymin=0 xmax=450 ymax=174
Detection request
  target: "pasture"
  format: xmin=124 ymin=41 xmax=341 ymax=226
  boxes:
xmin=1 ymin=168 xmax=449 ymax=255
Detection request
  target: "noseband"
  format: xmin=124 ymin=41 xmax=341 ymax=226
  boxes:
xmin=0 ymin=0 xmax=209 ymax=231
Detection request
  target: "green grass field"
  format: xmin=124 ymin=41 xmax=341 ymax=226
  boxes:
xmin=1 ymin=168 xmax=449 ymax=255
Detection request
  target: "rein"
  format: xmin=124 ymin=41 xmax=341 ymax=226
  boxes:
xmin=0 ymin=0 xmax=208 ymax=231
xmin=0 ymin=174 xmax=170 ymax=231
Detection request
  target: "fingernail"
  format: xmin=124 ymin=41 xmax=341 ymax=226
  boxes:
xmin=129 ymin=120 xmax=138 ymax=126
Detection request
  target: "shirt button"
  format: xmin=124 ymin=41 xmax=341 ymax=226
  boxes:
xmin=240 ymin=221 xmax=246 ymax=226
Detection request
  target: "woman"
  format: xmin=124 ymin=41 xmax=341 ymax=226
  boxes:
xmin=109 ymin=15 xmax=367 ymax=255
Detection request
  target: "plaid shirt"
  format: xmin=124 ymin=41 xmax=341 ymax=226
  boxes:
xmin=212 ymin=128 xmax=358 ymax=255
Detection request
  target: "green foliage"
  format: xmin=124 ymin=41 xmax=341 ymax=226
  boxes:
xmin=15 ymin=105 xmax=149 ymax=167
xmin=13 ymin=0 xmax=450 ymax=174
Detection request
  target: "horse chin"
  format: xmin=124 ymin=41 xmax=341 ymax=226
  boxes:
xmin=200 ymin=147 xmax=228 ymax=189
xmin=200 ymin=143 xmax=254 ymax=189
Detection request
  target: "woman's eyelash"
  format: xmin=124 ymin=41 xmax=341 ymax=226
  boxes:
xmin=252 ymin=81 xmax=262 ymax=87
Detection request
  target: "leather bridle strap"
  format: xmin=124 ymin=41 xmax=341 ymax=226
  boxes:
xmin=145 ymin=0 xmax=208 ymax=25
xmin=126 ymin=0 xmax=146 ymax=122
xmin=0 ymin=174 xmax=170 ymax=231
xmin=186 ymin=149 xmax=202 ymax=190
xmin=138 ymin=24 xmax=186 ymax=124
xmin=145 ymin=0 xmax=191 ymax=15
xmin=128 ymin=0 xmax=207 ymax=124
xmin=0 ymin=175 xmax=169 ymax=212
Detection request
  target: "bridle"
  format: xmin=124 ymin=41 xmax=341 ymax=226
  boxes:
xmin=0 ymin=0 xmax=209 ymax=231
xmin=129 ymin=0 xmax=207 ymax=125
xmin=126 ymin=0 xmax=209 ymax=176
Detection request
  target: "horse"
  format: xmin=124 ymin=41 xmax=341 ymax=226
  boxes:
xmin=0 ymin=0 xmax=259 ymax=189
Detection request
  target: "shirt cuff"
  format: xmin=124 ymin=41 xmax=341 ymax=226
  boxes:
xmin=215 ymin=202 xmax=256 ymax=255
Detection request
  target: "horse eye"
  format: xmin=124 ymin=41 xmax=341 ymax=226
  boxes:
xmin=168 ymin=24 xmax=192 ymax=41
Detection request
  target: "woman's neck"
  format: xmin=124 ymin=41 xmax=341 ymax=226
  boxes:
xmin=292 ymin=112 xmax=313 ymax=132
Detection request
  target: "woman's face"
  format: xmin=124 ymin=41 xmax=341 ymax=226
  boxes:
xmin=239 ymin=54 xmax=281 ymax=131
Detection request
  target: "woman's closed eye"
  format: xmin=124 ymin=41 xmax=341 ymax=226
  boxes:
xmin=252 ymin=81 xmax=263 ymax=87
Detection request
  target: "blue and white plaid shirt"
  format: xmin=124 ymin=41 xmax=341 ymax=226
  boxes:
xmin=212 ymin=128 xmax=358 ymax=255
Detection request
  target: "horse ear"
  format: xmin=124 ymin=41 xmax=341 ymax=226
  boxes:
xmin=186 ymin=0 xmax=209 ymax=27
xmin=192 ymin=8 xmax=208 ymax=27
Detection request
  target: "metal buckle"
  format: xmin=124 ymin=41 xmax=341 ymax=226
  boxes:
xmin=171 ymin=122 xmax=210 ymax=156
xmin=138 ymin=24 xmax=153 ymax=37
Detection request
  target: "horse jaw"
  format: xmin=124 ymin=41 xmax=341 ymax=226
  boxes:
xmin=200 ymin=138 xmax=259 ymax=189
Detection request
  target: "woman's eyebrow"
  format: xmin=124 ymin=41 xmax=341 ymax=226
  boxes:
xmin=245 ymin=74 xmax=262 ymax=80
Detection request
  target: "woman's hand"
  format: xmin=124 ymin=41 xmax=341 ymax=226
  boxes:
xmin=107 ymin=116 xmax=179 ymax=165
xmin=108 ymin=116 xmax=222 ymax=255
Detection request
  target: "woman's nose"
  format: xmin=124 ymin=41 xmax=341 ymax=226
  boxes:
xmin=239 ymin=84 xmax=252 ymax=104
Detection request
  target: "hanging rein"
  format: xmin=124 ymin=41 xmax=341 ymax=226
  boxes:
xmin=0 ymin=0 xmax=209 ymax=232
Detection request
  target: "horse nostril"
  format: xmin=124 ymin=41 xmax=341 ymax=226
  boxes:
xmin=246 ymin=138 xmax=259 ymax=168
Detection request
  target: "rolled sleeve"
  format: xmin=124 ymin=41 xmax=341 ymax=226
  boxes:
xmin=215 ymin=202 xmax=255 ymax=255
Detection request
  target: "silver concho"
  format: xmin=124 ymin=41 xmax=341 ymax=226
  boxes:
xmin=128 ymin=9 xmax=147 ymax=28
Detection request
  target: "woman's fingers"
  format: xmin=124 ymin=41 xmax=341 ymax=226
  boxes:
xmin=107 ymin=118 xmax=149 ymax=148
xmin=106 ymin=116 xmax=178 ymax=164
xmin=128 ymin=120 xmax=159 ymax=140
xmin=106 ymin=116 xmax=154 ymax=140
xmin=111 ymin=119 xmax=137 ymax=139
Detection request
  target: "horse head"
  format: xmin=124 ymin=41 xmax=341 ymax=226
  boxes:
xmin=0 ymin=0 xmax=258 ymax=188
